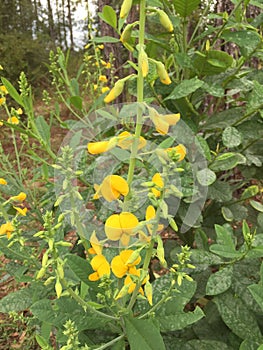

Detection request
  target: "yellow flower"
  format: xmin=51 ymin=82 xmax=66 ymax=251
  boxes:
xmin=87 ymin=138 xmax=117 ymax=155
xmin=151 ymin=173 xmax=164 ymax=198
xmin=156 ymin=62 xmax=171 ymax=85
xmin=8 ymin=116 xmax=19 ymax=125
xmin=124 ymin=269 xmax=148 ymax=294
xmin=94 ymin=175 xmax=129 ymax=202
xmin=10 ymin=192 xmax=27 ymax=202
xmin=146 ymin=205 xmax=164 ymax=234
xmin=17 ymin=108 xmax=23 ymax=115
xmin=0 ymin=85 xmax=8 ymax=95
xmin=105 ymin=62 xmax=111 ymax=69
xmin=99 ymin=75 xmax=107 ymax=83
xmin=0 ymin=97 xmax=6 ymax=105
xmin=93 ymin=84 xmax=98 ymax=91
xmin=166 ymin=144 xmax=186 ymax=161
xmin=13 ymin=206 xmax=28 ymax=216
xmin=104 ymin=80 xmax=125 ymax=103
xmin=150 ymin=110 xmax=180 ymax=135
xmin=0 ymin=120 xmax=3 ymax=126
xmin=111 ymin=250 xmax=141 ymax=278
xmin=0 ymin=178 xmax=7 ymax=185
xmin=101 ymin=86 xmax=110 ymax=94
xmin=117 ymin=131 xmax=147 ymax=150
xmin=98 ymin=44 xmax=104 ymax=50
xmin=88 ymin=231 xmax=103 ymax=255
xmin=0 ymin=222 xmax=14 ymax=239
xmin=88 ymin=254 xmax=110 ymax=281
xmin=105 ymin=212 xmax=139 ymax=246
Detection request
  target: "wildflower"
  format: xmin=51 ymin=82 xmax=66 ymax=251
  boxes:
xmin=0 ymin=222 xmax=14 ymax=239
xmin=99 ymin=75 xmax=107 ymax=83
xmin=120 ymin=0 xmax=133 ymax=18
xmin=156 ymin=61 xmax=171 ymax=85
xmin=146 ymin=205 xmax=164 ymax=234
xmin=0 ymin=85 xmax=8 ymax=94
xmin=150 ymin=109 xmax=180 ymax=135
xmin=166 ymin=144 xmax=186 ymax=161
xmin=0 ymin=178 xmax=7 ymax=185
xmin=7 ymin=116 xmax=19 ymax=125
xmin=13 ymin=206 xmax=28 ymax=216
xmin=98 ymin=44 xmax=104 ymax=50
xmin=117 ymin=131 xmax=147 ymax=150
xmin=88 ymin=254 xmax=110 ymax=281
xmin=104 ymin=79 xmax=125 ymax=103
xmin=111 ymin=249 xmax=141 ymax=278
xmin=105 ymin=62 xmax=111 ymax=69
xmin=10 ymin=192 xmax=27 ymax=202
xmin=101 ymin=86 xmax=110 ymax=94
xmin=151 ymin=173 xmax=164 ymax=198
xmin=88 ymin=231 xmax=103 ymax=255
xmin=157 ymin=10 xmax=174 ymax=32
xmin=87 ymin=138 xmax=117 ymax=155
xmin=17 ymin=108 xmax=23 ymax=115
xmin=0 ymin=97 xmax=6 ymax=106
xmin=93 ymin=84 xmax=98 ymax=91
xmin=94 ymin=175 xmax=129 ymax=202
xmin=105 ymin=212 xmax=139 ymax=246
xmin=0 ymin=121 xmax=3 ymax=126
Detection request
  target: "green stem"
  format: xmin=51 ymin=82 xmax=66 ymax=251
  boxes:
xmin=124 ymin=0 xmax=146 ymax=204
xmin=94 ymin=335 xmax=125 ymax=350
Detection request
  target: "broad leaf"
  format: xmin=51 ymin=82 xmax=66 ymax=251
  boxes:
xmin=196 ymin=168 xmax=216 ymax=186
xmin=222 ymin=126 xmax=242 ymax=148
xmin=222 ymin=30 xmax=261 ymax=56
xmin=206 ymin=266 xmax=233 ymax=295
xmin=241 ymin=185 xmax=259 ymax=200
xmin=98 ymin=6 xmax=117 ymax=29
xmin=35 ymin=115 xmax=50 ymax=146
xmin=193 ymin=51 xmax=233 ymax=75
xmin=1 ymin=77 xmax=23 ymax=106
xmin=124 ymin=316 xmax=166 ymax=350
xmin=92 ymin=36 xmax=119 ymax=43
xmin=70 ymin=96 xmax=83 ymax=110
xmin=210 ymin=152 xmax=246 ymax=172
xmin=173 ymin=0 xmax=201 ymax=17
xmin=158 ymin=307 xmax=204 ymax=331
xmin=164 ymin=77 xmax=204 ymax=100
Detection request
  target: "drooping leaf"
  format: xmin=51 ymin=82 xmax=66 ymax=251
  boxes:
xmin=0 ymin=288 xmax=32 ymax=313
xmin=222 ymin=126 xmax=242 ymax=148
xmin=221 ymin=30 xmax=261 ymax=56
xmin=250 ymin=200 xmax=263 ymax=213
xmin=124 ymin=316 xmax=166 ymax=350
xmin=241 ymin=185 xmax=259 ymax=200
xmin=210 ymin=152 xmax=246 ymax=172
xmin=193 ymin=51 xmax=233 ymax=75
xmin=92 ymin=36 xmax=119 ymax=43
xmin=70 ymin=96 xmax=83 ymax=110
xmin=1 ymin=77 xmax=23 ymax=106
xmin=221 ymin=206 xmax=234 ymax=222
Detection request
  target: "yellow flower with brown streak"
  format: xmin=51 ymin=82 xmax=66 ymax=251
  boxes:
xmin=0 ymin=178 xmax=7 ymax=185
xmin=150 ymin=109 xmax=180 ymax=135
xmin=151 ymin=173 xmax=164 ymax=198
xmin=88 ymin=254 xmax=110 ymax=281
xmin=166 ymin=144 xmax=186 ymax=161
xmin=105 ymin=212 xmax=139 ymax=246
xmin=117 ymin=131 xmax=147 ymax=150
xmin=13 ymin=206 xmax=28 ymax=216
xmin=0 ymin=222 xmax=14 ymax=239
xmin=111 ymin=249 xmax=141 ymax=278
xmin=93 ymin=175 xmax=129 ymax=202
xmin=88 ymin=231 xmax=103 ymax=255
xmin=10 ymin=192 xmax=26 ymax=202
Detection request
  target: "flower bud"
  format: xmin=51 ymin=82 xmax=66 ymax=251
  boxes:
xmin=139 ymin=48 xmax=149 ymax=78
xmin=157 ymin=10 xmax=173 ymax=32
xmin=104 ymin=79 xmax=125 ymax=103
xmin=120 ymin=23 xmax=133 ymax=43
xmin=36 ymin=267 xmax=46 ymax=280
xmin=55 ymin=279 xmax=63 ymax=298
xmin=155 ymin=61 xmax=171 ymax=85
xmin=144 ymin=281 xmax=153 ymax=305
xmin=120 ymin=0 xmax=133 ymax=19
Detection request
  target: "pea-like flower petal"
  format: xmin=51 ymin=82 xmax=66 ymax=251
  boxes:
xmin=94 ymin=175 xmax=129 ymax=202
xmin=151 ymin=173 xmax=164 ymax=198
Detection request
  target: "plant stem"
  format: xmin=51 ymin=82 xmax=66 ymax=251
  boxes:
xmin=94 ymin=335 xmax=125 ymax=350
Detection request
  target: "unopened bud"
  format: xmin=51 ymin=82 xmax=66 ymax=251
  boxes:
xmin=36 ymin=267 xmax=46 ymax=280
xmin=120 ymin=0 xmax=133 ymax=19
xmin=55 ymin=279 xmax=63 ymax=298
xmin=144 ymin=281 xmax=153 ymax=306
xmin=156 ymin=61 xmax=171 ymax=85
xmin=104 ymin=80 xmax=125 ymax=103
xmin=139 ymin=48 xmax=149 ymax=78
xmin=125 ymin=250 xmax=141 ymax=265
xmin=157 ymin=10 xmax=173 ymax=32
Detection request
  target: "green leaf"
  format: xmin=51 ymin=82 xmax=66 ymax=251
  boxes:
xmin=248 ymin=283 xmax=263 ymax=311
xmin=124 ymin=316 xmax=166 ymax=350
xmin=210 ymin=152 xmax=246 ymax=172
xmin=1 ymin=77 xmax=24 ymax=106
xmin=196 ymin=168 xmax=216 ymax=186
xmin=65 ymin=254 xmax=94 ymax=285
xmin=0 ymin=288 xmax=32 ymax=313
xmin=222 ymin=30 xmax=261 ymax=56
xmin=98 ymin=5 xmax=117 ymax=29
xmin=214 ymin=291 xmax=262 ymax=340
xmin=209 ymin=224 xmax=241 ymax=259
xmin=158 ymin=306 xmax=204 ymax=331
xmin=92 ymin=36 xmax=119 ymax=43
xmin=241 ymin=185 xmax=259 ymax=200
xmin=208 ymin=180 xmax=232 ymax=202
xmin=70 ymin=96 xmax=82 ymax=110
xmin=193 ymin=50 xmax=233 ymax=75
xmin=222 ymin=126 xmax=242 ymax=148
xmin=110 ymin=147 xmax=130 ymax=163
xmin=35 ymin=115 xmax=50 ymax=146
xmin=173 ymin=0 xmax=201 ymax=17
xmin=206 ymin=266 xmax=233 ymax=295
xmin=221 ymin=206 xmax=234 ymax=222
xmin=164 ymin=77 xmax=204 ymax=100
xmin=240 ymin=338 xmax=263 ymax=350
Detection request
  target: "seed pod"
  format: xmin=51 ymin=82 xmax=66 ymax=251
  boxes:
xmin=139 ymin=48 xmax=149 ymax=78
xmin=156 ymin=235 xmax=167 ymax=267
xmin=104 ymin=80 xmax=125 ymax=103
xmin=155 ymin=61 xmax=171 ymax=85
xmin=120 ymin=0 xmax=133 ymax=19
xmin=158 ymin=10 xmax=173 ymax=32
xmin=57 ymin=263 xmax=64 ymax=280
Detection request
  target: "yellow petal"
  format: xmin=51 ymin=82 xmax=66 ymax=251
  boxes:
xmin=97 ymin=262 xmax=110 ymax=278
xmin=163 ymin=113 xmax=180 ymax=126
xmin=119 ymin=212 xmax=139 ymax=234
xmin=120 ymin=233 xmax=131 ymax=247
xmin=99 ymin=175 xmax=129 ymax=202
xmin=13 ymin=206 xmax=27 ymax=216
xmin=87 ymin=141 xmax=111 ymax=155
xmin=11 ymin=192 xmax=26 ymax=202
xmin=111 ymin=255 xmax=128 ymax=278
xmin=90 ymin=231 xmax=103 ymax=255
xmin=146 ymin=205 xmax=156 ymax=221
xmin=121 ymin=249 xmax=141 ymax=267
xmin=90 ymin=254 xmax=108 ymax=271
xmin=105 ymin=214 xmax=122 ymax=241
xmin=89 ymin=272 xmax=99 ymax=281
xmin=0 ymin=178 xmax=7 ymax=185
xmin=151 ymin=173 xmax=164 ymax=198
